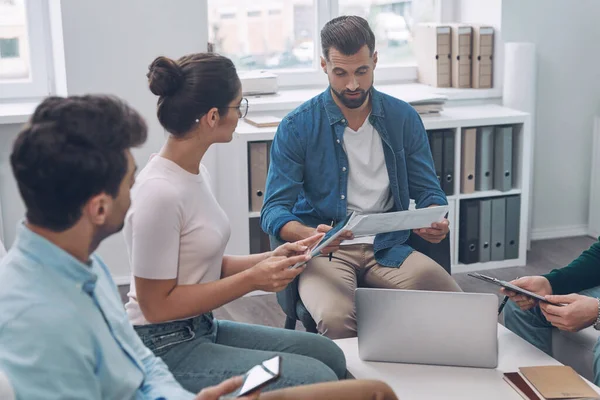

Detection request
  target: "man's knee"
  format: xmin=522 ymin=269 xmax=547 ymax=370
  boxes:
xmin=410 ymin=259 xmax=461 ymax=292
xmin=316 ymin=309 xmax=356 ymax=340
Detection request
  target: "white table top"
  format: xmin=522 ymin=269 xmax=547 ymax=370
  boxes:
xmin=334 ymin=324 xmax=600 ymax=400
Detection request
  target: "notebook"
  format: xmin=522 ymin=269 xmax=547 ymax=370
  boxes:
xmin=519 ymin=366 xmax=599 ymax=399
xmin=504 ymin=366 xmax=599 ymax=400
xmin=244 ymin=116 xmax=281 ymax=128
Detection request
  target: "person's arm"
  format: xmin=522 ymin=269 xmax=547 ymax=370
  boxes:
xmin=404 ymin=109 xmax=447 ymax=209
xmin=221 ymin=235 xmax=323 ymax=278
xmin=221 ymin=253 xmax=271 ymax=278
xmin=542 ymin=239 xmax=600 ymax=295
xmin=135 ymin=258 xmax=306 ymax=323
xmin=0 ymin=306 xmax=103 ymax=399
xmin=260 ymin=118 xmax=309 ymax=242
xmin=261 ymin=380 xmax=398 ymax=400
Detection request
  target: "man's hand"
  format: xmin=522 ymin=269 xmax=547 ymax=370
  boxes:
xmin=271 ymin=233 xmax=324 ymax=257
xmin=195 ymin=376 xmax=260 ymax=400
xmin=413 ymin=219 xmax=449 ymax=244
xmin=500 ymin=276 xmax=553 ymax=310
xmin=314 ymin=224 xmax=353 ymax=255
xmin=540 ymin=294 xmax=599 ymax=332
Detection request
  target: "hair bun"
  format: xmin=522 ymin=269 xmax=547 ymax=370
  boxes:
xmin=147 ymin=56 xmax=184 ymax=96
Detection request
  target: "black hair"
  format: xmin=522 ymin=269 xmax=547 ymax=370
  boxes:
xmin=321 ymin=15 xmax=376 ymax=61
xmin=10 ymin=95 xmax=147 ymax=231
xmin=147 ymin=53 xmax=241 ymax=136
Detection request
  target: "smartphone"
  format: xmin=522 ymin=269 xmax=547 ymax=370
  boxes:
xmin=289 ymin=213 xmax=355 ymax=269
xmin=221 ymin=355 xmax=281 ymax=398
xmin=468 ymin=272 xmax=563 ymax=306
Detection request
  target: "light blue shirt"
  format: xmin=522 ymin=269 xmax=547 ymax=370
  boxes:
xmin=0 ymin=224 xmax=195 ymax=400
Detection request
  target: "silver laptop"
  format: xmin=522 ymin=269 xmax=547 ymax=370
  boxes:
xmin=356 ymin=288 xmax=498 ymax=368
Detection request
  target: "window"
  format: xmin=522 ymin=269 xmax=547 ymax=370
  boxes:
xmin=339 ymin=0 xmax=438 ymax=65
xmin=0 ymin=0 xmax=51 ymax=99
xmin=0 ymin=38 xmax=20 ymax=58
xmin=206 ymin=0 xmax=448 ymax=87
xmin=0 ymin=1 xmax=30 ymax=80
xmin=208 ymin=0 xmax=316 ymax=72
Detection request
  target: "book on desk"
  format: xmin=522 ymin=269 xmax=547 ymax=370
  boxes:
xmin=504 ymin=365 xmax=599 ymax=400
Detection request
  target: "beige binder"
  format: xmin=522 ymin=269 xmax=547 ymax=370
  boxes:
xmin=414 ymin=23 xmax=452 ymax=88
xmin=248 ymin=141 xmax=269 ymax=212
xmin=472 ymin=25 xmax=494 ymax=88
xmin=450 ymin=24 xmax=472 ymax=88
xmin=461 ymin=128 xmax=477 ymax=193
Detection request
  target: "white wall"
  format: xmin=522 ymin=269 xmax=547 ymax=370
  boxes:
xmin=0 ymin=0 xmax=210 ymax=282
xmin=502 ymin=0 xmax=600 ymax=237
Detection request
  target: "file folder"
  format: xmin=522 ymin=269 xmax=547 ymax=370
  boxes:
xmin=248 ymin=141 xmax=269 ymax=212
xmin=442 ymin=131 xmax=455 ymax=196
xmin=461 ymin=128 xmax=477 ymax=193
xmin=450 ymin=24 xmax=473 ymax=88
xmin=476 ymin=126 xmax=494 ymax=191
xmin=505 ymin=195 xmax=521 ymax=259
xmin=428 ymin=131 xmax=444 ymax=186
xmin=472 ymin=26 xmax=494 ymax=89
xmin=249 ymin=217 xmax=270 ymax=254
xmin=459 ymin=200 xmax=479 ymax=264
xmin=414 ymin=24 xmax=452 ymax=87
xmin=478 ymin=199 xmax=492 ymax=262
xmin=491 ymin=197 xmax=507 ymax=261
xmin=494 ymin=126 xmax=513 ymax=192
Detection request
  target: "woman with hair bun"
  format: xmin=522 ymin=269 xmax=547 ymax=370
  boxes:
xmin=122 ymin=53 xmax=347 ymax=393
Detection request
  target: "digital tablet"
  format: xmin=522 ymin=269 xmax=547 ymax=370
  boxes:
xmin=468 ymin=272 xmax=563 ymax=306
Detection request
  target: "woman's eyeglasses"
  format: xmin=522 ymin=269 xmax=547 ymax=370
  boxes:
xmin=195 ymin=98 xmax=249 ymax=124
xmin=227 ymin=98 xmax=248 ymax=119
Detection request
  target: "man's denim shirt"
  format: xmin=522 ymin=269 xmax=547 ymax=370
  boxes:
xmin=260 ymin=87 xmax=447 ymax=267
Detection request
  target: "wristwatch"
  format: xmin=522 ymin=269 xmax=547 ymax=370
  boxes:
xmin=594 ymin=299 xmax=600 ymax=331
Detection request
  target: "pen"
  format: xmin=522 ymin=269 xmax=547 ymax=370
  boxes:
xmin=328 ymin=220 xmax=334 ymax=262
xmin=498 ymin=295 xmax=509 ymax=315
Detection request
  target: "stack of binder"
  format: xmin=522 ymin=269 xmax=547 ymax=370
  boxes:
xmin=428 ymin=130 xmax=454 ymax=196
xmin=472 ymin=25 xmax=494 ymax=88
xmin=415 ymin=23 xmax=494 ymax=89
xmin=414 ymin=23 xmax=452 ymax=88
xmin=450 ymin=24 xmax=473 ymax=89
xmin=249 ymin=217 xmax=270 ymax=254
xmin=460 ymin=125 xmax=515 ymax=194
xmin=459 ymin=195 xmax=521 ymax=264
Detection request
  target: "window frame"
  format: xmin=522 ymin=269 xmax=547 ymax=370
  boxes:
xmin=206 ymin=0 xmax=456 ymax=88
xmin=0 ymin=0 xmax=51 ymax=99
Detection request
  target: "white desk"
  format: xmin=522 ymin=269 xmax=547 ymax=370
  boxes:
xmin=334 ymin=324 xmax=600 ymax=400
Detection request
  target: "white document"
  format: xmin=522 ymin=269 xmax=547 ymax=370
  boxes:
xmin=347 ymin=206 xmax=449 ymax=237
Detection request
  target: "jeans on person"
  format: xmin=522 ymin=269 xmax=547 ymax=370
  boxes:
xmin=504 ymin=286 xmax=600 ymax=385
xmin=134 ymin=312 xmax=346 ymax=393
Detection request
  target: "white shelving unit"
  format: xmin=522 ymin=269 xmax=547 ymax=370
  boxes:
xmin=216 ymin=104 xmax=532 ymax=274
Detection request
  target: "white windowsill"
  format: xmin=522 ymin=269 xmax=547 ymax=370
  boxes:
xmin=0 ymin=101 xmax=39 ymax=125
xmin=247 ymin=82 xmax=503 ymax=114
xmin=0 ymin=82 xmax=503 ymax=126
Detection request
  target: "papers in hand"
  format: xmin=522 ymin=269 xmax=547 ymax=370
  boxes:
xmin=290 ymin=206 xmax=449 ymax=269
xmin=348 ymin=205 xmax=449 ymax=237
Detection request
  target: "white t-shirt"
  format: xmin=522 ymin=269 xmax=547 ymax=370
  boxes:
xmin=123 ymin=155 xmax=231 ymax=325
xmin=342 ymin=116 xmax=393 ymax=245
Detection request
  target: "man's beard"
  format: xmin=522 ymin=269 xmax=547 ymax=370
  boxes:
xmin=331 ymin=86 xmax=372 ymax=109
